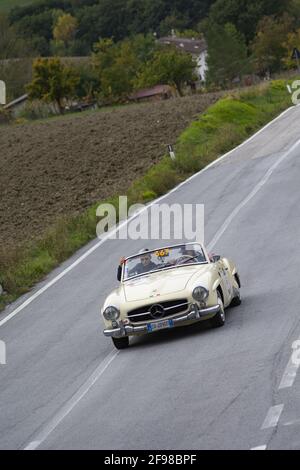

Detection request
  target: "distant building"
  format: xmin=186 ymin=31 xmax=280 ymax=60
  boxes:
xmin=129 ymin=85 xmax=175 ymax=103
xmin=158 ymin=35 xmax=208 ymax=82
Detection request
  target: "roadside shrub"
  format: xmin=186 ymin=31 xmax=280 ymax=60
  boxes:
xmin=174 ymin=144 xmax=213 ymax=174
xmin=19 ymin=100 xmax=56 ymax=120
xmin=0 ymin=107 xmax=11 ymax=125
xmin=142 ymin=190 xmax=157 ymax=202
xmin=270 ymin=80 xmax=286 ymax=92
xmin=210 ymin=123 xmax=247 ymax=155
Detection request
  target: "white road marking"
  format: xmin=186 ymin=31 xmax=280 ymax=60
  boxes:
xmin=279 ymin=345 xmax=300 ymax=389
xmin=24 ymin=441 xmax=41 ymax=450
xmin=282 ymin=419 xmax=300 ymax=427
xmin=0 ymin=105 xmax=295 ymax=329
xmin=261 ymin=405 xmax=284 ymax=430
xmin=208 ymin=137 xmax=300 ymax=250
xmin=24 ymin=350 xmax=119 ymax=450
xmin=251 ymin=445 xmax=267 ymax=450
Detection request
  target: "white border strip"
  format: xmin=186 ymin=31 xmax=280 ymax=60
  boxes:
xmin=279 ymin=339 xmax=300 ymax=389
xmin=24 ymin=350 xmax=119 ymax=450
xmin=0 ymin=105 xmax=295 ymax=329
xmin=261 ymin=405 xmax=284 ymax=430
xmin=208 ymin=136 xmax=300 ymax=250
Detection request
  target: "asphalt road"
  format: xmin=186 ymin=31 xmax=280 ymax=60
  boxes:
xmin=1 ymin=105 xmax=300 ymax=450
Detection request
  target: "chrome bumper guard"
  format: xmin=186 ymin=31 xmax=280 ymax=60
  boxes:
xmin=103 ymin=303 xmax=220 ymax=338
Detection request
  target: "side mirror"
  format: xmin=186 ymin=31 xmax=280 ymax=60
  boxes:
xmin=211 ymin=255 xmax=221 ymax=263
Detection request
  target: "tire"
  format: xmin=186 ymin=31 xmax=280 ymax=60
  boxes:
xmin=230 ymin=295 xmax=242 ymax=307
xmin=112 ymin=337 xmax=129 ymax=350
xmin=230 ymin=287 xmax=242 ymax=307
xmin=210 ymin=291 xmax=225 ymax=328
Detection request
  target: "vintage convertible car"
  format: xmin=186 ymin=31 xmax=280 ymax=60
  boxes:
xmin=101 ymin=243 xmax=241 ymax=349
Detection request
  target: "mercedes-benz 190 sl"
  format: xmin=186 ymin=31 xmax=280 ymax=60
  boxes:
xmin=101 ymin=243 xmax=241 ymax=349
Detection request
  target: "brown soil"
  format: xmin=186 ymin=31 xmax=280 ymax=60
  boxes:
xmin=0 ymin=92 xmax=222 ymax=248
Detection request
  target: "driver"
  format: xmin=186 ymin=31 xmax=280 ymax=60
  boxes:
xmin=179 ymin=245 xmax=206 ymax=263
xmin=117 ymin=256 xmax=126 ymax=281
xmin=130 ymin=249 xmax=157 ymax=275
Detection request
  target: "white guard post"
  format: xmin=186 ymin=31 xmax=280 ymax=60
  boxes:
xmin=0 ymin=80 xmax=6 ymax=105
xmin=167 ymin=144 xmax=176 ymax=161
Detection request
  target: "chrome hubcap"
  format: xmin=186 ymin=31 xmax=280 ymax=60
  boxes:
xmin=218 ymin=297 xmax=225 ymax=322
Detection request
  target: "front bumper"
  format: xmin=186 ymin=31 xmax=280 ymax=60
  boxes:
xmin=103 ymin=303 xmax=220 ymax=339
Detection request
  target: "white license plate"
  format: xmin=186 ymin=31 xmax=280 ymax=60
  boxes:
xmin=147 ymin=319 xmax=174 ymax=333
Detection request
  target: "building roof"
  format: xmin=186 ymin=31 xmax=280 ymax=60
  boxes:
xmin=129 ymin=85 xmax=172 ymax=100
xmin=4 ymin=93 xmax=28 ymax=110
xmin=159 ymin=37 xmax=207 ymax=55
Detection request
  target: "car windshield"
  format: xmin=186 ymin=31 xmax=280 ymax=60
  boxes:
xmin=123 ymin=244 xmax=207 ymax=281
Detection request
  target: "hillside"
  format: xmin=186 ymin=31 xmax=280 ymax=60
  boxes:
xmin=4 ymin=0 xmax=291 ymax=75
xmin=0 ymin=92 xmax=222 ymax=249
xmin=0 ymin=0 xmax=37 ymax=12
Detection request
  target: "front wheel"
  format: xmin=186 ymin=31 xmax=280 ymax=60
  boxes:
xmin=210 ymin=292 xmax=225 ymax=328
xmin=112 ymin=336 xmax=129 ymax=350
xmin=230 ymin=284 xmax=242 ymax=307
xmin=230 ymin=292 xmax=242 ymax=307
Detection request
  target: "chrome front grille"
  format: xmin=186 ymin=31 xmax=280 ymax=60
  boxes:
xmin=127 ymin=299 xmax=189 ymax=324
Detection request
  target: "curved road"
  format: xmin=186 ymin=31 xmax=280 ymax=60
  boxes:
xmin=1 ymin=105 xmax=300 ymax=450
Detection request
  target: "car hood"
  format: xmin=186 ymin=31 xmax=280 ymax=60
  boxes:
xmin=122 ymin=265 xmax=210 ymax=302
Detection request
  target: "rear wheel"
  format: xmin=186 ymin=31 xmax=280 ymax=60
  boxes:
xmin=211 ymin=291 xmax=225 ymax=328
xmin=112 ymin=337 xmax=129 ymax=349
xmin=230 ymin=277 xmax=242 ymax=307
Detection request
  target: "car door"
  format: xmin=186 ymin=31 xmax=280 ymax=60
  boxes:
xmin=216 ymin=258 xmax=233 ymax=306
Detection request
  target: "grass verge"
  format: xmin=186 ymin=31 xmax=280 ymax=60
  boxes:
xmin=0 ymin=79 xmax=293 ymax=311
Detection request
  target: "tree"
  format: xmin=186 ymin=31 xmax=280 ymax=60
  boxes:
xmin=76 ymin=65 xmax=100 ymax=99
xmin=208 ymin=0 xmax=288 ymax=43
xmin=135 ymin=46 xmax=197 ymax=95
xmin=251 ymin=14 xmax=292 ymax=74
xmin=175 ymin=29 xmax=203 ymax=39
xmin=0 ymin=15 xmax=36 ymax=102
xmin=8 ymin=0 xmax=215 ymax=55
xmin=206 ymin=22 xmax=249 ymax=86
xmin=0 ymin=14 xmax=34 ymax=59
xmin=13 ymin=9 xmax=56 ymax=55
xmin=93 ymin=35 xmax=157 ymax=100
xmin=159 ymin=13 xmax=190 ymax=36
xmin=287 ymin=0 xmax=300 ymax=28
xmin=282 ymin=28 xmax=300 ymax=69
xmin=27 ymin=58 xmax=79 ymax=114
xmin=53 ymin=13 xmax=78 ymax=47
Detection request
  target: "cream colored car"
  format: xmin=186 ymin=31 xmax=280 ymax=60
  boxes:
xmin=101 ymin=243 xmax=241 ymax=349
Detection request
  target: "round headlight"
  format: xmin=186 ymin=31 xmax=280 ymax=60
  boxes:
xmin=192 ymin=286 xmax=209 ymax=302
xmin=103 ymin=306 xmax=120 ymax=321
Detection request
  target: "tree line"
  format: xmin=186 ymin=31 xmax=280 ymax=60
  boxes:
xmin=7 ymin=0 xmax=287 ymax=56
xmin=2 ymin=0 xmax=300 ymax=106
xmin=8 ymin=0 xmax=214 ymax=56
xmin=27 ymin=35 xmax=198 ymax=113
xmin=204 ymin=0 xmax=300 ymax=85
